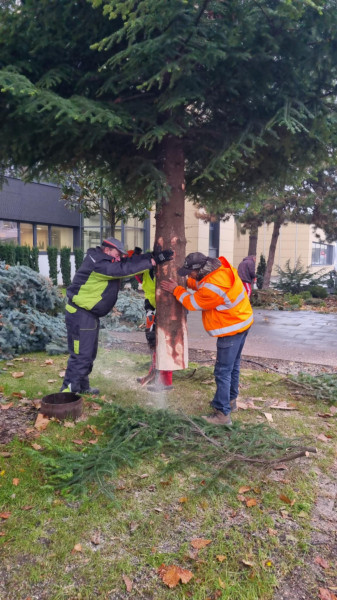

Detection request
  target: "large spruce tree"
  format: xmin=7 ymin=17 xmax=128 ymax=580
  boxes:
xmin=1 ymin=0 xmax=337 ymax=368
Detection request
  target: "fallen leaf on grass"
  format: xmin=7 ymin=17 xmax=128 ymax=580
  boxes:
xmin=58 ymin=371 xmax=66 ymax=378
xmin=122 ymin=575 xmax=133 ymax=593
xmin=32 ymin=399 xmax=41 ymax=409
xmin=279 ymin=494 xmax=296 ymax=506
xmin=317 ymin=413 xmax=334 ymax=419
xmin=0 ymin=532 xmax=6 ymax=536
xmin=238 ymin=486 xmax=251 ymax=494
xmin=263 ymin=412 xmax=273 ymax=422
xmin=72 ymin=543 xmax=82 ymax=553
xmin=245 ymin=498 xmax=258 ymax=507
xmin=268 ymin=528 xmax=277 ymax=536
xmin=11 ymin=372 xmax=24 ymax=379
xmin=216 ymin=555 xmax=227 ymax=562
xmin=319 ymin=589 xmax=337 ymax=600
xmin=178 ymin=497 xmax=188 ymax=503
xmin=330 ymin=406 xmax=337 ymax=415
xmin=190 ymin=538 xmax=212 ymax=549
xmin=317 ymin=433 xmax=330 ymax=443
xmin=12 ymin=392 xmax=23 ymax=398
xmin=158 ymin=564 xmax=193 ymax=588
xmin=273 ymin=464 xmax=288 ymax=471
xmin=0 ymin=452 xmax=11 ymax=457
xmin=63 ymin=421 xmax=75 ymax=428
xmin=314 ymin=556 xmax=330 ymax=569
xmin=90 ymin=403 xmax=101 ymax=411
xmin=0 ymin=512 xmax=11 ymax=519
xmin=88 ymin=439 xmax=98 ymax=444
xmin=12 ymin=478 xmax=19 ymax=486
xmin=21 ymin=505 xmax=33 ymax=511
xmin=139 ymin=473 xmax=149 ymax=479
xmin=218 ymin=577 xmax=226 ymax=589
xmin=31 ymin=443 xmax=42 ymax=451
xmin=47 ymin=379 xmax=57 ymax=384
xmin=45 ymin=359 xmax=54 ymax=365
xmin=73 ymin=439 xmax=84 ymax=446
xmin=0 ymin=403 xmax=13 ymax=410
xmin=34 ymin=413 xmax=50 ymax=431
xmin=91 ymin=533 xmax=101 ymax=545
xmin=241 ymin=559 xmax=254 ymax=567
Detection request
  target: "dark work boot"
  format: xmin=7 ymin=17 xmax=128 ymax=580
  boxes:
xmin=80 ymin=387 xmax=100 ymax=395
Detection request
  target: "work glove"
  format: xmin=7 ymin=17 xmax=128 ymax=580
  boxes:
xmin=152 ymin=249 xmax=174 ymax=265
xmin=134 ymin=246 xmax=142 ymax=255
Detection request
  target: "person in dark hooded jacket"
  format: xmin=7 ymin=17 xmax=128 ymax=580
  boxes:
xmin=61 ymin=237 xmax=173 ymax=395
xmin=237 ymin=255 xmax=256 ymax=298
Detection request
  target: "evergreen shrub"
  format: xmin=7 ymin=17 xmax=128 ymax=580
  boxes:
xmin=256 ymin=254 xmax=266 ymax=289
xmin=0 ymin=263 xmax=66 ymax=357
xmin=308 ymin=285 xmax=328 ymax=299
xmin=15 ymin=245 xmax=30 ymax=266
xmin=60 ymin=246 xmax=71 ymax=287
xmin=47 ymin=246 xmax=58 ymax=285
xmin=74 ymin=247 xmax=84 ymax=271
xmin=30 ymin=246 xmax=39 ymax=272
xmin=0 ymin=243 xmax=16 ymax=265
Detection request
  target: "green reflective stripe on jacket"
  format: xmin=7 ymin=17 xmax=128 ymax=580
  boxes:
xmin=142 ymin=270 xmax=156 ymax=307
xmin=65 ymin=303 xmax=77 ymax=313
xmin=74 ymin=340 xmax=79 ymax=354
xmin=71 ymin=271 xmax=112 ymax=311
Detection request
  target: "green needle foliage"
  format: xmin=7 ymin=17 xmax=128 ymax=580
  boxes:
xmin=34 ymin=404 xmax=310 ymax=498
xmin=288 ymin=373 xmax=337 ymax=405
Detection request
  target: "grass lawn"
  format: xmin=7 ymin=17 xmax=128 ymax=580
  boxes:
xmin=0 ymin=348 xmax=336 ymax=600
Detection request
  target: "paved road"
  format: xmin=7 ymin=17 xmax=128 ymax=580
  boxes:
xmin=110 ymin=309 xmax=337 ymax=367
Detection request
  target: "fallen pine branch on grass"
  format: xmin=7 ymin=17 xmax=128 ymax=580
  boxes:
xmin=29 ymin=404 xmax=316 ymax=498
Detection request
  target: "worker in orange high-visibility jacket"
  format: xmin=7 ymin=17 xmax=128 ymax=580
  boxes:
xmin=161 ymin=252 xmax=253 ymax=426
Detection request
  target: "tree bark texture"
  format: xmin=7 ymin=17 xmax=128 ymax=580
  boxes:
xmin=262 ymin=217 xmax=283 ymax=289
xmin=248 ymin=225 xmax=258 ymax=256
xmin=155 ymin=136 xmax=188 ymax=371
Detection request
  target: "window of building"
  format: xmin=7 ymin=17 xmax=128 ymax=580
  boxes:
xmin=124 ymin=217 xmax=145 ymax=251
xmin=51 ymin=226 xmax=73 ymax=250
xmin=36 ymin=225 xmax=49 ymax=251
xmin=20 ymin=223 xmax=33 ymax=247
xmin=209 ymin=221 xmax=219 ymax=258
xmin=0 ymin=220 xmax=18 ymax=244
xmin=311 ymin=242 xmax=334 ymax=266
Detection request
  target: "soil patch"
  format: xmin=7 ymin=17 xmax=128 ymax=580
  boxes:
xmin=0 ymin=404 xmax=37 ymax=445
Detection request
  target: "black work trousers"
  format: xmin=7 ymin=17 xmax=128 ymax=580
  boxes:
xmin=62 ymin=306 xmax=99 ymax=393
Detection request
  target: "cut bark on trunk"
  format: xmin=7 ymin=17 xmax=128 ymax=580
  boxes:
xmin=262 ymin=217 xmax=283 ymax=289
xmin=155 ymin=136 xmax=188 ymax=371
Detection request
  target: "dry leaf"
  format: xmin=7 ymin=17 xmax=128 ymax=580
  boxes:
xmin=88 ymin=439 xmax=98 ymax=444
xmin=263 ymin=412 xmax=273 ymax=422
xmin=0 ymin=452 xmax=11 ymax=457
xmin=238 ymin=486 xmax=251 ymax=494
xmin=34 ymin=413 xmax=50 ymax=431
xmin=216 ymin=555 xmax=227 ymax=563
xmin=73 ymin=439 xmax=84 ymax=445
xmin=31 ymin=443 xmax=42 ymax=451
xmin=314 ymin=556 xmax=330 ymax=569
xmin=12 ymin=478 xmax=19 ymax=486
xmin=139 ymin=473 xmax=149 ymax=479
xmin=317 ymin=433 xmax=330 ymax=442
xmin=330 ymin=406 xmax=337 ymax=415
xmin=45 ymin=359 xmax=54 ymax=365
xmin=63 ymin=421 xmax=75 ymax=428
xmin=32 ymin=399 xmax=41 ymax=409
xmin=0 ymin=512 xmax=11 ymax=519
xmin=158 ymin=564 xmax=193 ymax=588
xmin=91 ymin=533 xmax=101 ymax=545
xmin=178 ymin=497 xmax=188 ymax=503
xmin=58 ymin=370 xmax=66 ymax=378
xmin=268 ymin=528 xmax=277 ymax=536
xmin=72 ymin=543 xmax=82 ymax=553
xmin=47 ymin=379 xmax=57 ymax=384
xmin=21 ymin=505 xmax=33 ymax=511
xmin=12 ymin=392 xmax=23 ymax=398
xmin=237 ymin=494 xmax=246 ymax=502
xmin=319 ymin=589 xmax=337 ymax=600
xmin=218 ymin=577 xmax=226 ymax=589
xmin=0 ymin=532 xmax=6 ymax=536
xmin=245 ymin=498 xmax=257 ymax=507
xmin=279 ymin=494 xmax=296 ymax=506
xmin=190 ymin=538 xmax=212 ymax=549
xmin=0 ymin=403 xmax=13 ymax=410
xmin=317 ymin=413 xmax=334 ymax=418
xmin=270 ymin=401 xmax=296 ymax=410
xmin=241 ymin=559 xmax=254 ymax=567
xmin=273 ymin=464 xmax=288 ymax=471
xmin=11 ymin=371 xmax=25 ymax=379
xmin=122 ymin=575 xmax=133 ymax=593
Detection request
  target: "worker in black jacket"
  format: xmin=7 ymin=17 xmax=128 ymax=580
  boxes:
xmin=61 ymin=237 xmax=173 ymax=394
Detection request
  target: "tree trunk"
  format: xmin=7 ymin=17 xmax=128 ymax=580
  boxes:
xmin=262 ymin=217 xmax=283 ymax=289
xmin=107 ymin=202 xmax=116 ymax=237
xmin=155 ymin=136 xmax=188 ymax=371
xmin=248 ymin=225 xmax=258 ymax=256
